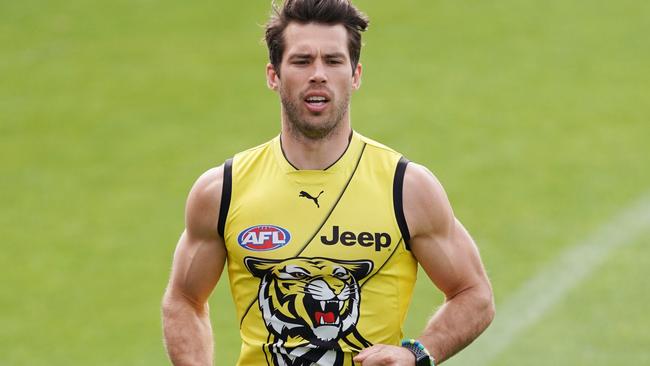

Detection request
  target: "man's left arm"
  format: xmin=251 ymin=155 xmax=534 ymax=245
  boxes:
xmin=355 ymin=163 xmax=495 ymax=365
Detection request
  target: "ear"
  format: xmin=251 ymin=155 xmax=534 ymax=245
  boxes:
xmin=266 ymin=63 xmax=279 ymax=91
xmin=335 ymin=259 xmax=373 ymax=281
xmin=244 ymin=256 xmax=281 ymax=278
xmin=352 ymin=63 xmax=362 ymax=90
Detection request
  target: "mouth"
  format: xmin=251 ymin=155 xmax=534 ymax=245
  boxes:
xmin=305 ymin=298 xmax=344 ymax=327
xmin=303 ymin=94 xmax=330 ymax=113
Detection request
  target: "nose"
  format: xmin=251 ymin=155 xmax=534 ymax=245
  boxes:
xmin=309 ymin=60 xmax=327 ymax=84
xmin=329 ymin=279 xmax=346 ymax=295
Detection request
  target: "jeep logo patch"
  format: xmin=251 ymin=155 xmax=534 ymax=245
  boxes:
xmin=320 ymin=225 xmax=391 ymax=251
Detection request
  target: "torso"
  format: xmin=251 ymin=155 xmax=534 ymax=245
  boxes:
xmin=221 ymin=131 xmax=417 ymax=366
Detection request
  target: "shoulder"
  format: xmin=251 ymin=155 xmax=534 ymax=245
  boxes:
xmin=185 ymin=165 xmax=226 ymax=239
xmin=233 ymin=137 xmax=276 ymax=162
xmin=402 ymin=162 xmax=454 ymax=239
xmin=356 ymin=132 xmax=401 ymax=155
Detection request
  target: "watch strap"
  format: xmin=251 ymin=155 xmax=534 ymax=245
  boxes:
xmin=400 ymin=339 xmax=434 ymax=366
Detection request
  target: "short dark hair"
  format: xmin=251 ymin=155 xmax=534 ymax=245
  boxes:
xmin=265 ymin=0 xmax=369 ymax=77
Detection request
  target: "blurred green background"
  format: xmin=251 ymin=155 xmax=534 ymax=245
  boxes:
xmin=1 ymin=0 xmax=649 ymax=365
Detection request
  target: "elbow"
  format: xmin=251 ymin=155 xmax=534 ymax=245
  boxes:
xmin=161 ymin=288 xmax=175 ymax=316
xmin=479 ymin=285 xmax=496 ymax=328
xmin=457 ymin=282 xmax=494 ymax=330
xmin=447 ymin=282 xmax=495 ymax=330
xmin=486 ymin=296 xmax=496 ymax=327
xmin=161 ymin=288 xmax=178 ymax=321
xmin=162 ymin=286 xmax=207 ymax=317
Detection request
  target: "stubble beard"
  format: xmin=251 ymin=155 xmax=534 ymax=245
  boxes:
xmin=280 ymin=87 xmax=351 ymax=141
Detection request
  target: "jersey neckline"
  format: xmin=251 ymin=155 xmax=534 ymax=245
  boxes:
xmin=272 ymin=131 xmax=364 ymax=174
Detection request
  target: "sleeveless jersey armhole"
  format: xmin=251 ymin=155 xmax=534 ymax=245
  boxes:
xmin=393 ymin=156 xmax=411 ymax=250
xmin=217 ymin=158 xmax=233 ymax=238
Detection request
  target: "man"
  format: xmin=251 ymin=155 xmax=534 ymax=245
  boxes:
xmin=162 ymin=0 xmax=494 ymax=365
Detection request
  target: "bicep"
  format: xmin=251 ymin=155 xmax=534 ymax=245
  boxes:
xmin=167 ymin=230 xmax=226 ymax=307
xmin=410 ymin=219 xmax=487 ymax=298
xmin=166 ymin=166 xmax=227 ymax=307
xmin=403 ymin=163 xmax=488 ymax=298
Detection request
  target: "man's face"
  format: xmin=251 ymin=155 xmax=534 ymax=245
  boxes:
xmin=267 ymin=22 xmax=362 ymax=140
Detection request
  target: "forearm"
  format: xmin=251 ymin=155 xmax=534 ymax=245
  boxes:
xmin=419 ymin=285 xmax=494 ymax=364
xmin=162 ymin=292 xmax=214 ymax=366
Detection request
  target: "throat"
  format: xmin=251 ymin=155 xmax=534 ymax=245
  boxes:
xmin=280 ymin=128 xmax=353 ymax=170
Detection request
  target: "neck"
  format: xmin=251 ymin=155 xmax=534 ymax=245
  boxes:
xmin=280 ymin=121 xmax=352 ymax=170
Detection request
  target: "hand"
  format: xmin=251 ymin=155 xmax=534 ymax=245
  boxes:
xmin=353 ymin=344 xmax=416 ymax=365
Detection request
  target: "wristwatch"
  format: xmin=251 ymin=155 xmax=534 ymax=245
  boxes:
xmin=400 ymin=339 xmax=434 ymax=366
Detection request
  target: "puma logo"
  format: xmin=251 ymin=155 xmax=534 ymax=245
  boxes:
xmin=299 ymin=190 xmax=324 ymax=208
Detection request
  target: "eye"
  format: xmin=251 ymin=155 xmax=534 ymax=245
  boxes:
xmin=278 ymin=266 xmax=309 ymax=280
xmin=333 ymin=269 xmax=348 ymax=279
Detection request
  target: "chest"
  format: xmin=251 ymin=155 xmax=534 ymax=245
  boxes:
xmin=224 ymin=158 xmax=402 ymax=264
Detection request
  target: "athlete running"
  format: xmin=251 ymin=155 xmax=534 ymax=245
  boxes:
xmin=162 ymin=1 xmax=494 ymax=365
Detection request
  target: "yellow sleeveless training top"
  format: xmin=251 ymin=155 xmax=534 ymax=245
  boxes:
xmin=218 ymin=131 xmax=416 ymax=366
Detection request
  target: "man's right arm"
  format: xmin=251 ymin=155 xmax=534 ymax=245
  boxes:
xmin=162 ymin=166 xmax=227 ymax=366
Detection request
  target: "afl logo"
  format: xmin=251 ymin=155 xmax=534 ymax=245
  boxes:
xmin=238 ymin=225 xmax=291 ymax=251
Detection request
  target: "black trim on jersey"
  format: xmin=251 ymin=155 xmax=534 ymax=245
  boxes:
xmin=239 ymin=143 xmax=367 ymax=327
xmin=279 ymin=131 xmax=354 ymax=171
xmin=393 ymin=157 xmax=411 ymax=249
xmin=278 ymin=135 xmax=299 ymax=170
xmin=217 ymin=158 xmax=233 ymax=238
xmin=323 ymin=130 xmax=354 ymax=171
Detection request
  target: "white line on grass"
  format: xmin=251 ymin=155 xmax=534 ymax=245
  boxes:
xmin=448 ymin=193 xmax=650 ymax=366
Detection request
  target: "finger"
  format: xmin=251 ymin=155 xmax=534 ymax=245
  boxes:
xmin=354 ymin=345 xmax=378 ymax=361
xmin=358 ymin=351 xmax=391 ymax=366
xmin=354 ymin=345 xmax=384 ymax=361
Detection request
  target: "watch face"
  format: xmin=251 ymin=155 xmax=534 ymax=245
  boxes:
xmin=417 ymin=356 xmax=430 ymax=366
xmin=415 ymin=354 xmax=430 ymax=366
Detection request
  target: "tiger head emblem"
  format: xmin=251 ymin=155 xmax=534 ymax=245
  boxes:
xmin=244 ymin=256 xmax=373 ymax=351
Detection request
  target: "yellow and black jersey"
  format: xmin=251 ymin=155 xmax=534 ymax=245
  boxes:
xmin=218 ymin=131 xmax=416 ymax=366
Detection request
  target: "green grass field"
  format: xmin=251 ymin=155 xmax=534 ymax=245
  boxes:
xmin=2 ymin=0 xmax=649 ymax=365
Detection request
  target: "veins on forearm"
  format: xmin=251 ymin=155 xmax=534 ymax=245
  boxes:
xmin=420 ymin=285 xmax=494 ymax=363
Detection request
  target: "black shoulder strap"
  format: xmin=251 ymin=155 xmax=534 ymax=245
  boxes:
xmin=393 ymin=156 xmax=411 ymax=249
xmin=217 ymin=158 xmax=233 ymax=238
